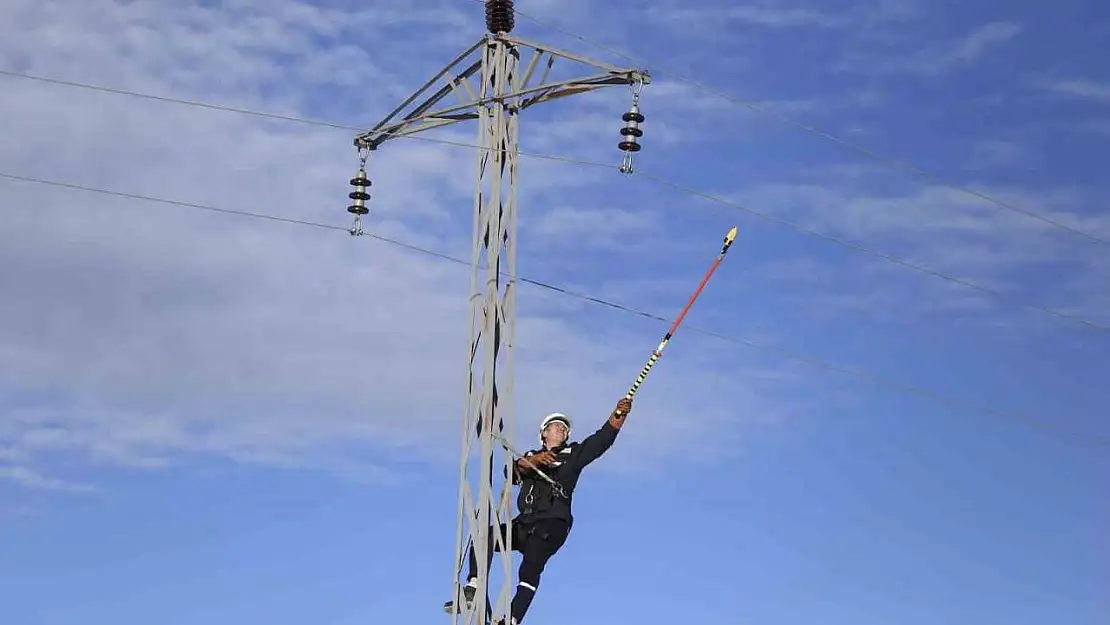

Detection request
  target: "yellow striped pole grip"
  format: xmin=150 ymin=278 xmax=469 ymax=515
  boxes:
xmin=615 ymin=347 xmax=663 ymax=416
xmin=627 ymin=351 xmax=660 ymax=400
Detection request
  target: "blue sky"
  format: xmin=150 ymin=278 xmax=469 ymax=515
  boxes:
xmin=1 ymin=0 xmax=1108 ymax=624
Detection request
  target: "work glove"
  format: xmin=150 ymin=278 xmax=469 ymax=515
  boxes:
xmin=529 ymin=450 xmax=557 ymax=466
xmin=515 ymin=453 xmax=543 ymax=473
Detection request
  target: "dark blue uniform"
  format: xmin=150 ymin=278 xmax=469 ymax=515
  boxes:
xmin=449 ymin=420 xmax=621 ymax=624
xmin=514 ymin=420 xmax=619 ymax=526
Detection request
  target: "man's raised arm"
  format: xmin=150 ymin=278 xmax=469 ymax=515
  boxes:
xmin=575 ymin=397 xmax=633 ymax=469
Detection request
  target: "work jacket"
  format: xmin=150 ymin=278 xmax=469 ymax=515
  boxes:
xmin=511 ymin=420 xmax=619 ymax=527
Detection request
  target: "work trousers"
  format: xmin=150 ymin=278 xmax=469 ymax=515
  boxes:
xmin=466 ymin=517 xmax=570 ymax=623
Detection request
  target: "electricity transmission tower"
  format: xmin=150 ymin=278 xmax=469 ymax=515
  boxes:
xmin=345 ymin=3 xmax=649 ymax=623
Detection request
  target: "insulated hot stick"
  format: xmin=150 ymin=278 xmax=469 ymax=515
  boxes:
xmin=613 ymin=225 xmax=739 ymax=418
xmin=493 ymin=227 xmax=737 ymax=474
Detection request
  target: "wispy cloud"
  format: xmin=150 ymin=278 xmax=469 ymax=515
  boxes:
xmin=837 ymin=21 xmax=1022 ymax=75
xmin=0 ymin=0 xmax=795 ymax=489
xmin=968 ymin=139 xmax=1038 ymax=170
xmin=727 ymin=177 xmax=1110 ymax=329
xmin=1040 ymin=78 xmax=1110 ymax=103
xmin=2 ymin=0 xmax=1106 ymax=500
xmin=0 ymin=465 xmax=95 ymax=492
xmin=660 ymin=6 xmax=848 ymax=28
xmin=1079 ymin=119 xmax=1110 ymax=135
xmin=529 ymin=205 xmax=658 ymax=248
xmin=649 ymin=0 xmax=921 ymax=30
xmin=1 ymin=4 xmax=1107 ymax=624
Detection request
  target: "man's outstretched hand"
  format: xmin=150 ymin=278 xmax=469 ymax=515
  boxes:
xmin=609 ymin=396 xmax=633 ymax=428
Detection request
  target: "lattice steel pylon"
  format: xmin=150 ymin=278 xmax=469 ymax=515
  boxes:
xmin=346 ymin=3 xmax=649 ymax=624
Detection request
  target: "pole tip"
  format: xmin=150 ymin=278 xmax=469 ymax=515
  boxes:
xmin=726 ymin=226 xmax=738 ymax=242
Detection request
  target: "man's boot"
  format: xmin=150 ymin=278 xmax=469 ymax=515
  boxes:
xmin=442 ymin=578 xmax=477 ymax=614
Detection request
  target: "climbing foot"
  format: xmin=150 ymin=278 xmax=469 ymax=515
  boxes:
xmin=442 ymin=579 xmax=477 ymax=614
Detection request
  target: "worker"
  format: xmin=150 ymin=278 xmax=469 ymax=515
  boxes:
xmin=444 ymin=396 xmax=634 ymax=624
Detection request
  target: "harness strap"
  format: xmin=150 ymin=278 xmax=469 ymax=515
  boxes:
xmin=494 ymin=434 xmax=569 ymax=499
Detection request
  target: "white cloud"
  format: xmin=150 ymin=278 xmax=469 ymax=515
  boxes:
xmin=648 ymin=0 xmax=921 ymax=31
xmin=529 ymin=204 xmax=657 ymax=247
xmin=1040 ymin=78 xmax=1110 ymax=103
xmin=837 ymin=21 xmax=1022 ymax=75
xmin=661 ymin=6 xmax=847 ymax=29
xmin=0 ymin=0 xmax=792 ymax=489
xmin=0 ymin=465 xmax=95 ymax=492
xmin=730 ymin=178 xmax=1110 ymax=330
xmin=968 ymin=139 xmax=1037 ymax=170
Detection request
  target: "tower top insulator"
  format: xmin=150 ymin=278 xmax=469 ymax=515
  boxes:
xmin=485 ymin=0 xmax=515 ymax=34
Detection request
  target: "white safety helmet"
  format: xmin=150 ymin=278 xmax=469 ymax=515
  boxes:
xmin=539 ymin=412 xmax=572 ymax=444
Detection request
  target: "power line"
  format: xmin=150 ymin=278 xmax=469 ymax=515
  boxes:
xmin=497 ymin=1 xmax=1110 ymax=248
xmin=2 ymin=68 xmax=1106 ymax=333
xmin=636 ymin=173 xmax=1110 ymax=333
xmin=0 ymin=69 xmax=610 ymax=171
xmin=0 ymin=172 xmax=343 ymax=232
xmin=2 ymin=170 xmax=1107 ymax=448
